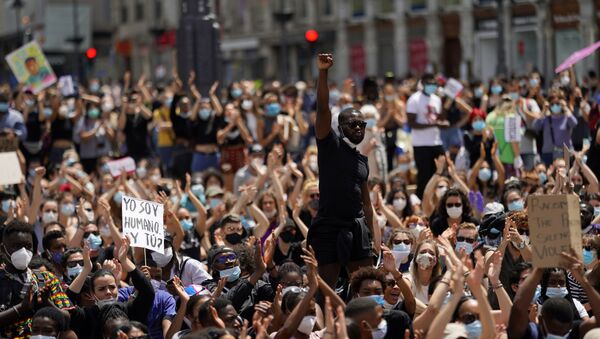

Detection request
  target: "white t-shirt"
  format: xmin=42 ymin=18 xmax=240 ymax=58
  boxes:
xmin=406 ymin=91 xmax=442 ymax=147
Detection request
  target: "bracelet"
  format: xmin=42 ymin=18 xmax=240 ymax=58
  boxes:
xmin=12 ymin=306 xmax=20 ymax=317
xmin=492 ymin=284 xmax=504 ymax=290
xmin=440 ymin=280 xmax=450 ymax=286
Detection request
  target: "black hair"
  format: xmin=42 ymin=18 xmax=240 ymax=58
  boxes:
xmin=29 ymin=256 xmax=53 ymax=271
xmin=436 ymin=188 xmax=472 ymax=220
xmin=203 ymin=169 xmax=224 ymax=188
xmin=278 ymin=261 xmax=303 ymax=278
xmin=110 ymin=321 xmax=148 ymax=339
xmin=386 ymin=187 xmax=414 ymax=217
xmin=541 ymin=297 xmax=575 ymax=324
xmin=345 ymin=318 xmax=362 ymax=339
xmin=186 ymin=295 xmax=211 ymax=318
xmin=33 ymin=306 xmax=70 ymax=331
xmin=212 ymin=297 xmax=232 ymax=313
xmin=90 ymin=269 xmax=116 ymax=292
xmin=421 ymin=73 xmax=435 ymax=83
xmin=282 ymin=290 xmax=307 ymax=313
xmin=451 ymin=295 xmax=475 ymax=322
xmin=502 ymin=187 xmax=522 ymax=206
xmin=42 ymin=230 xmax=65 ymax=251
xmin=100 ymin=305 xmax=128 ymax=324
xmin=539 ymin=268 xmax=581 ymax=319
xmin=509 ymin=262 xmax=533 ymax=286
xmin=61 ymin=247 xmax=83 ymax=267
xmin=185 ymin=328 xmax=236 ymax=339
xmin=25 ymin=56 xmax=37 ymax=64
xmin=2 ymin=220 xmax=36 ymax=254
xmin=349 ymin=267 xmax=386 ymax=297
xmin=234 ymin=243 xmax=255 ymax=274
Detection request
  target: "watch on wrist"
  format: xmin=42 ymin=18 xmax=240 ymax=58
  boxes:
xmin=516 ymin=241 xmax=526 ymax=250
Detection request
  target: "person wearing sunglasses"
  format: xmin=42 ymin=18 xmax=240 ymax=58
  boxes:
xmin=455 ymin=223 xmax=479 ymax=255
xmin=430 ymin=188 xmax=478 ymax=237
xmin=307 ymin=53 xmax=374 ymax=289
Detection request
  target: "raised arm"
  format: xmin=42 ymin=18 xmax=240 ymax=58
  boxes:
xmin=507 ymin=267 xmax=543 ymax=339
xmin=315 ymin=54 xmax=333 ymax=140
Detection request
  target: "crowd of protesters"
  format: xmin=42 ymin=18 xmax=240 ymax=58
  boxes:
xmin=2 ymin=52 xmax=600 ymax=339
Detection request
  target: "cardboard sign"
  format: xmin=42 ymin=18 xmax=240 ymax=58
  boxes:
xmin=0 ymin=135 xmax=19 ymax=152
xmin=107 ymin=157 xmax=136 ymax=177
xmin=527 ymin=194 xmax=581 ymax=268
xmin=443 ymin=78 xmax=463 ymax=99
xmin=121 ymin=196 xmax=164 ymax=253
xmin=5 ymin=41 xmax=57 ymax=94
xmin=0 ymin=152 xmax=23 ymax=185
xmin=58 ymin=75 xmax=76 ymax=97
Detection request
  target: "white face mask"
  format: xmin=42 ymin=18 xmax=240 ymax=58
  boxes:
xmin=241 ymin=100 xmax=253 ymax=111
xmin=9 ymin=247 xmax=33 ymax=270
xmin=297 ymin=315 xmax=316 ymax=335
xmin=251 ymin=157 xmax=264 ymax=168
xmin=416 ymin=252 xmax=435 ymax=270
xmin=42 ymin=211 xmax=58 ymax=224
xmin=264 ymin=209 xmax=277 ymax=219
xmin=393 ymin=198 xmax=407 ymax=211
xmin=309 ymin=155 xmax=318 ymax=173
xmin=371 ymin=319 xmax=388 ymax=339
xmin=435 ymin=186 xmax=448 ymax=199
xmin=30 ymin=336 xmax=57 ymax=339
xmin=151 ymin=247 xmax=174 ymax=267
xmin=446 ymin=206 xmax=463 ymax=219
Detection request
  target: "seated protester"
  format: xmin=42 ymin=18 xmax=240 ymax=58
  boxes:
xmin=31 ymin=306 xmax=75 ymax=339
xmin=147 ymin=233 xmax=211 ymax=287
xmin=404 ymin=239 xmax=443 ymax=306
xmin=170 ymin=295 xmax=225 ymax=339
xmin=215 ymin=214 xmax=250 ymax=248
xmin=344 ymin=296 xmax=413 ymax=339
xmin=62 ymin=248 xmax=84 ymax=285
xmin=386 ymin=229 xmax=415 ymax=273
xmin=118 ymin=260 xmax=177 ymax=339
xmin=0 ymin=220 xmax=74 ymax=338
xmin=42 ymin=230 xmax=67 ymax=273
xmin=188 ymin=328 xmax=238 ymax=339
xmin=213 ymin=297 xmax=243 ymax=331
xmin=268 ymin=261 xmax=305 ymax=291
xmin=67 ymin=237 xmax=155 ymax=339
xmin=268 ymin=217 xmax=305 ymax=268
xmin=429 ymin=188 xmax=479 ymax=237
xmin=536 ymin=268 xmax=588 ymax=321
xmin=201 ymin=244 xmax=271 ymax=321
xmin=111 ymin=321 xmax=150 ymax=339
xmin=100 ymin=306 xmax=130 ymax=339
xmin=454 ymin=223 xmax=479 ymax=256
xmin=68 ymin=221 xmax=105 ymax=265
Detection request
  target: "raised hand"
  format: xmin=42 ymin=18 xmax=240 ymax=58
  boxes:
xmin=561 ymin=248 xmax=586 ymax=283
xmin=317 ymin=53 xmax=333 ymax=70
xmin=487 ymin=250 xmax=503 ymax=286
xmin=212 ymin=277 xmax=227 ymax=299
xmin=209 ymin=81 xmax=220 ymax=96
xmin=434 ymin=155 xmax=446 ymax=175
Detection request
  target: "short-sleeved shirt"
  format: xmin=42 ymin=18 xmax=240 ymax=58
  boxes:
xmin=406 ymin=91 xmax=442 ymax=147
xmin=315 ymin=130 xmax=368 ymax=220
xmin=118 ymin=287 xmax=177 ymax=339
xmin=0 ymin=270 xmax=74 ymax=339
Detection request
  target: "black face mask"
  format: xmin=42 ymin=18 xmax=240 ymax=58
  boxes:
xmin=279 ymin=230 xmax=295 ymax=243
xmin=225 ymin=233 xmax=243 ymax=245
xmin=308 ymin=199 xmax=319 ymax=210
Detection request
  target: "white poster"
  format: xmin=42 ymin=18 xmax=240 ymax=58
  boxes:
xmin=121 ymin=196 xmax=164 ymax=253
xmin=0 ymin=152 xmax=22 ymax=186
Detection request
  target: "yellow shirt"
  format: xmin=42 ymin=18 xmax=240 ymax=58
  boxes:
xmin=153 ymin=107 xmax=175 ymax=147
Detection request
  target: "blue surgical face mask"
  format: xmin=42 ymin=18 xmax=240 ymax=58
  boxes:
xmin=1 ymin=199 xmax=12 ymax=213
xmin=594 ymin=207 xmax=600 ymax=217
xmin=366 ymin=119 xmax=377 ymax=128
xmin=392 ymin=242 xmax=411 ymax=253
xmin=219 ymin=265 xmax=241 ymax=282
xmin=539 ymin=172 xmax=548 ymax=185
xmin=90 ymin=83 xmax=100 ymax=92
xmin=478 ymin=168 xmax=492 ymax=181
xmin=491 ymin=85 xmax=503 ymax=95
xmin=181 ymin=219 xmax=194 ymax=231
xmin=87 ymin=108 xmax=100 ymax=119
xmin=61 ymin=203 xmax=75 ymax=216
xmin=508 ymin=199 xmax=524 ymax=212
xmin=474 ymin=88 xmax=483 ymax=98
xmin=530 ymin=78 xmax=539 ymax=87
xmin=471 ymin=120 xmax=486 ymax=131
xmin=545 ymin=286 xmax=568 ymax=299
xmin=397 ymin=163 xmax=410 ymax=173
xmin=583 ymin=249 xmax=596 ymax=266
xmin=550 ymin=103 xmax=562 ymax=114
xmin=199 ymin=108 xmax=211 ymax=120
xmin=329 ymin=89 xmax=341 ymax=103
xmin=423 ymin=84 xmax=437 ymax=95
xmin=67 ymin=264 xmax=83 ymax=280
xmin=508 ymin=92 xmax=519 ymax=101
xmin=231 ymin=88 xmax=242 ymax=98
xmin=455 ymin=241 xmax=474 ymax=255
xmin=209 ymin=198 xmax=221 ymax=209
xmin=266 ymin=103 xmax=281 ymax=117
xmin=0 ymin=102 xmax=9 ymax=112
xmin=113 ymin=191 xmax=124 ymax=206
xmin=368 ymin=294 xmax=385 ymax=306
xmin=485 ymin=235 xmax=501 ymax=247
xmin=44 ymin=107 xmax=53 ymax=117
xmin=87 ymin=234 xmax=102 ymax=250
xmin=465 ymin=320 xmax=482 ymax=339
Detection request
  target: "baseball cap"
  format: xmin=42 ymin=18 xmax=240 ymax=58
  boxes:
xmin=483 ymin=202 xmax=504 ymax=217
xmin=205 ymin=186 xmax=224 ymax=198
xmin=249 ymin=144 xmax=264 ymax=155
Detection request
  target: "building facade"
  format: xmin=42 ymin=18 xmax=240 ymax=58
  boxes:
xmin=217 ymin=0 xmax=600 ymax=85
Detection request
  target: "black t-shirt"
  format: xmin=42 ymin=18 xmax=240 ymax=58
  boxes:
xmin=220 ymin=119 xmax=244 ymax=147
xmin=314 ymin=130 xmax=368 ymax=221
xmin=51 ymin=117 xmax=74 ymax=140
xmin=124 ymin=113 xmax=151 ymax=157
xmin=26 ymin=112 xmax=43 ymax=142
xmin=170 ymin=95 xmax=192 ymax=140
xmin=273 ymin=242 xmax=304 ymax=267
xmin=383 ymin=309 xmax=413 ymax=339
xmin=191 ymin=115 xmax=224 ymax=146
xmin=429 ymin=213 xmax=479 ymax=237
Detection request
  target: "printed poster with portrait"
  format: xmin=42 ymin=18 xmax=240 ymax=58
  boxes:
xmin=5 ymin=41 xmax=57 ymax=94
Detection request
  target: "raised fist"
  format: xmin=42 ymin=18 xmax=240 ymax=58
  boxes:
xmin=317 ymin=54 xmax=333 ymax=70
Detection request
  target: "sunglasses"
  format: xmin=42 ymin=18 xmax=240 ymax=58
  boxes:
xmin=456 ymin=236 xmax=477 ymax=244
xmin=446 ymin=203 xmax=462 ymax=208
xmin=83 ymin=232 xmax=99 ymax=238
xmin=460 ymin=312 xmax=479 ymax=324
xmin=392 ymin=239 xmax=411 ymax=245
xmin=437 ymin=185 xmax=448 ymax=189
xmin=584 ymin=246 xmax=592 ymax=251
xmin=310 ymin=193 xmax=320 ymax=199
xmin=517 ymin=228 xmax=530 ymax=236
xmin=66 ymin=260 xmax=84 ymax=268
xmin=343 ymin=120 xmax=367 ymax=129
xmin=214 ymin=253 xmax=237 ymax=265
xmin=385 ymin=279 xmax=397 ymax=287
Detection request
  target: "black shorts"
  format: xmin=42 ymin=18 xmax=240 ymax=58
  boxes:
xmin=307 ymin=216 xmax=372 ymax=266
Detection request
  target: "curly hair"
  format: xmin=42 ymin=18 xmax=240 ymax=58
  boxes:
xmin=506 ymin=210 xmax=528 ymax=229
xmin=349 ymin=267 xmax=386 ymax=297
xmin=436 ymin=188 xmax=472 ymax=219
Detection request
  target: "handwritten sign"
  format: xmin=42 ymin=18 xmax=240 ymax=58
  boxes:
xmin=121 ymin=196 xmax=164 ymax=253
xmin=443 ymin=78 xmax=463 ymax=99
xmin=527 ymin=194 xmax=581 ymax=268
xmin=58 ymin=75 xmax=76 ymax=97
xmin=0 ymin=152 xmax=23 ymax=185
xmin=504 ymin=115 xmax=521 ymax=142
xmin=0 ymin=136 xmax=19 ymax=152
xmin=107 ymin=157 xmax=136 ymax=178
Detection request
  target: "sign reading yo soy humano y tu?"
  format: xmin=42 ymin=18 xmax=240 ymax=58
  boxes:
xmin=527 ymin=194 xmax=581 ymax=268
xmin=121 ymin=196 xmax=164 ymax=253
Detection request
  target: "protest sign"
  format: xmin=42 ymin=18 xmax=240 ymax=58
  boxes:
xmin=0 ymin=135 xmax=19 ymax=152
xmin=121 ymin=196 xmax=164 ymax=253
xmin=0 ymin=152 xmax=23 ymax=186
xmin=443 ymin=78 xmax=463 ymax=99
xmin=504 ymin=115 xmax=522 ymax=142
xmin=527 ymin=194 xmax=581 ymax=268
xmin=58 ymin=75 xmax=76 ymax=97
xmin=5 ymin=41 xmax=57 ymax=94
xmin=107 ymin=157 xmax=136 ymax=177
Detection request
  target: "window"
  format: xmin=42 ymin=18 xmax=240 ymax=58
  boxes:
xmin=120 ymin=5 xmax=128 ymax=23
xmin=154 ymin=0 xmax=162 ymax=20
xmin=380 ymin=0 xmax=394 ymax=13
xmin=410 ymin=0 xmax=426 ymax=11
xmin=441 ymin=0 xmax=461 ymax=5
xmin=352 ymin=0 xmax=365 ymax=17
xmin=135 ymin=1 xmax=144 ymax=21
xmin=323 ymin=0 xmax=332 ymax=16
xmin=296 ymin=0 xmax=307 ymax=19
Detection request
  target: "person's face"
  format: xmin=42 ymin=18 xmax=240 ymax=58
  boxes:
xmin=206 ymin=176 xmax=221 ymax=188
xmin=307 ymin=187 xmax=320 ymax=202
xmin=394 ymin=191 xmax=407 ymax=201
xmin=103 ymin=318 xmax=128 ymax=339
xmin=457 ymin=299 xmax=480 ymax=325
xmin=219 ymin=304 xmax=240 ymax=330
xmin=126 ymin=326 xmax=147 ymax=337
xmin=392 ymin=233 xmax=411 ymax=247
xmin=358 ymin=279 xmax=384 ymax=297
xmin=223 ymin=221 xmax=243 ymax=237
xmin=360 ymin=305 xmax=384 ymax=334
xmin=31 ymin=316 xmax=59 ymax=337
xmin=261 ymin=196 xmax=277 ymax=213
xmin=383 ymin=275 xmax=401 ymax=304
xmin=179 ymin=98 xmax=190 ymax=112
xmin=177 ymin=208 xmax=191 ymax=221
xmin=555 ymin=159 xmax=567 ymax=175
xmin=512 ymin=268 xmax=532 ymax=293
xmin=383 ymin=84 xmax=395 ymax=96
xmin=26 ymin=59 xmax=39 ymax=75
xmin=418 ymin=243 xmax=436 ymax=258
xmin=3 ymin=232 xmax=33 ymax=265
xmin=540 ymin=313 xmax=572 ymax=337
xmin=48 ymin=236 xmax=67 ymax=254
xmin=339 ymin=111 xmax=366 ymax=144
xmin=280 ymin=271 xmax=303 ymax=287
xmin=213 ymin=251 xmax=238 ymax=271
xmin=547 ymin=271 xmax=566 ymax=288
xmin=44 ymin=224 xmax=63 ymax=234
xmin=506 ymin=191 xmax=522 ymax=205
xmin=66 ymin=252 xmax=84 ymax=269
xmin=445 ymin=195 xmax=462 ymax=210
xmin=93 ymin=274 xmax=118 ymax=300
xmin=60 ymin=194 xmax=74 ymax=206
xmin=42 ymin=201 xmax=58 ymax=215
xmin=457 ymin=228 xmax=477 ymax=244
xmin=102 ymin=174 xmax=114 ymax=189
xmin=572 ymin=174 xmax=583 ymax=186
